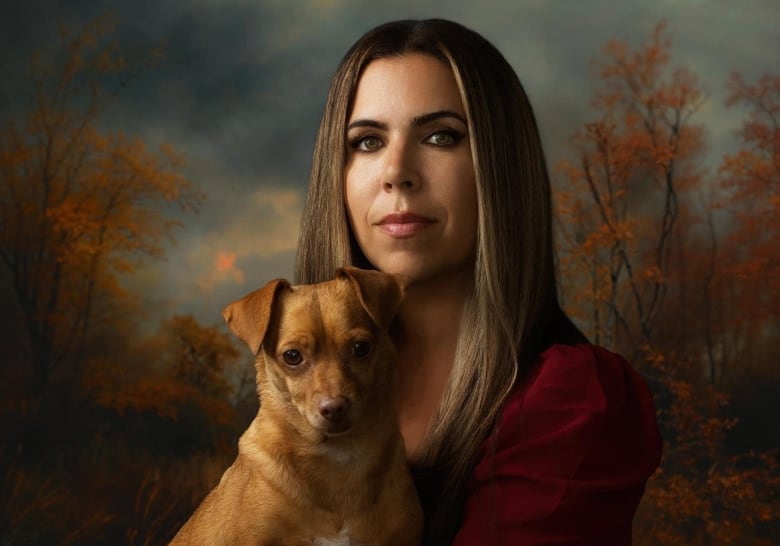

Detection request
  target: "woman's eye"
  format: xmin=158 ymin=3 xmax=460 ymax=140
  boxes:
xmin=354 ymin=136 xmax=382 ymax=152
xmin=282 ymin=349 xmax=303 ymax=366
xmin=351 ymin=341 xmax=372 ymax=358
xmin=426 ymin=130 xmax=460 ymax=146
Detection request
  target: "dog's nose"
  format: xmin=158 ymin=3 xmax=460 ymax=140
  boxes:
xmin=318 ymin=396 xmax=351 ymax=423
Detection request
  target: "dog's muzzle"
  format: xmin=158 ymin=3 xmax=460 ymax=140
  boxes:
xmin=315 ymin=396 xmax=352 ymax=435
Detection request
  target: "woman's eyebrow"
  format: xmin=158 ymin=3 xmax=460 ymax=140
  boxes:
xmin=412 ymin=110 xmax=467 ymax=126
xmin=346 ymin=110 xmax=467 ymax=131
xmin=347 ymin=119 xmax=386 ymax=131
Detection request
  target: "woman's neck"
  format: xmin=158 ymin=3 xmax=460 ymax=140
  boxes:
xmin=393 ymin=269 xmax=473 ymax=460
xmin=395 ymin=278 xmax=468 ymax=351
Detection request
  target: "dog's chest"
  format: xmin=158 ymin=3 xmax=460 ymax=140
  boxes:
xmin=313 ymin=527 xmax=360 ymax=546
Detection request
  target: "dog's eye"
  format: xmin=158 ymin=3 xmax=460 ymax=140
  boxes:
xmin=282 ymin=349 xmax=303 ymax=366
xmin=351 ymin=341 xmax=372 ymax=359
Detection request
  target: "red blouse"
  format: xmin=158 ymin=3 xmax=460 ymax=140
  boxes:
xmin=453 ymin=344 xmax=662 ymax=545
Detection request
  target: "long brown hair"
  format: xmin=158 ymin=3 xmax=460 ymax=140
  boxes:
xmin=295 ymin=19 xmax=585 ymax=544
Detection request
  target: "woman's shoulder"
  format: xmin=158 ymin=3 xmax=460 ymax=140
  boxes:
xmin=510 ymin=343 xmax=653 ymax=415
xmin=492 ymin=342 xmax=662 ymax=481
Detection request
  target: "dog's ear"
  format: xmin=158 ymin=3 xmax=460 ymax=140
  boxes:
xmin=338 ymin=267 xmax=404 ymax=328
xmin=222 ymin=278 xmax=290 ymax=354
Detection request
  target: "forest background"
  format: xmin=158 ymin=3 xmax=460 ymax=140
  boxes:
xmin=1 ymin=1 xmax=777 ymax=544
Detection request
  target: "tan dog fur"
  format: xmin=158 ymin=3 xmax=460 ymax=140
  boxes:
xmin=170 ymin=267 xmax=423 ymax=546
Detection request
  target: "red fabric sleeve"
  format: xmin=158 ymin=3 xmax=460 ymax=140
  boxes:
xmin=453 ymin=344 xmax=662 ymax=546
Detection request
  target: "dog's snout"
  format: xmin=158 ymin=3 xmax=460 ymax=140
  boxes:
xmin=318 ymin=396 xmax=351 ymax=423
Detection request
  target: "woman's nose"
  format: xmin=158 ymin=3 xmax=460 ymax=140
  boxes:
xmin=381 ymin=140 xmax=420 ymax=192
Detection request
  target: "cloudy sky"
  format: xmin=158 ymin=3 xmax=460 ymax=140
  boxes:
xmin=2 ymin=0 xmax=777 ymax=328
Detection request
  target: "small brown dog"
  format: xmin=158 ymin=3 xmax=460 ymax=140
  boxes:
xmin=170 ymin=267 xmax=423 ymax=546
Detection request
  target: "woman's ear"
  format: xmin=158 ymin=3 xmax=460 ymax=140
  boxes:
xmin=337 ymin=266 xmax=404 ymax=328
xmin=222 ymin=278 xmax=290 ymax=355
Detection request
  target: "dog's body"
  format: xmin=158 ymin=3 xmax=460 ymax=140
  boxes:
xmin=170 ymin=268 xmax=423 ymax=546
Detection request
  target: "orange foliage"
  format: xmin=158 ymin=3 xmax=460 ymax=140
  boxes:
xmin=0 ymin=19 xmax=249 ymax=546
xmin=81 ymin=314 xmax=244 ymax=431
xmin=556 ymin=20 xmax=708 ymax=350
xmin=719 ymin=72 xmax=780 ymax=324
xmin=163 ymin=315 xmax=242 ymax=400
xmin=0 ymin=19 xmax=203 ymax=393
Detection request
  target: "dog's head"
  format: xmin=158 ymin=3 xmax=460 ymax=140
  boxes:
xmin=222 ymin=267 xmax=403 ymax=439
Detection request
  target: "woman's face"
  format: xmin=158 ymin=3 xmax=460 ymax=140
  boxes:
xmin=344 ymin=53 xmax=478 ymax=285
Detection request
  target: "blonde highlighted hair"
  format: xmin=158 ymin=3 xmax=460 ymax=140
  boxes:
xmin=295 ymin=19 xmax=585 ymax=545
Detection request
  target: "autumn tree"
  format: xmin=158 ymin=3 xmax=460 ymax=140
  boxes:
xmin=163 ymin=314 xmax=241 ymax=400
xmin=715 ymin=73 xmax=780 ymax=376
xmin=1 ymin=311 xmax=250 ymax=545
xmin=555 ymin=21 xmax=779 ymax=544
xmin=720 ymin=72 xmax=780 ymax=284
xmin=84 ymin=314 xmax=246 ymax=454
xmin=555 ymin=20 xmax=706 ymax=356
xmin=0 ymin=19 xmax=254 ymax=546
xmin=0 ymin=18 xmax=202 ymax=393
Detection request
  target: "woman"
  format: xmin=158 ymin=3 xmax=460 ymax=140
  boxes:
xmin=295 ymin=19 xmax=662 ymax=545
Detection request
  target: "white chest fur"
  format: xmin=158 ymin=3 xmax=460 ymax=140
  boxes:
xmin=313 ymin=527 xmax=356 ymax=546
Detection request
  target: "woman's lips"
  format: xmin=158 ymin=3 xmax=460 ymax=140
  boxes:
xmin=377 ymin=212 xmax=436 ymax=238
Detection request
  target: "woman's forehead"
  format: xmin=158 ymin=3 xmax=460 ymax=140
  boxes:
xmin=348 ymin=54 xmax=466 ymax=122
